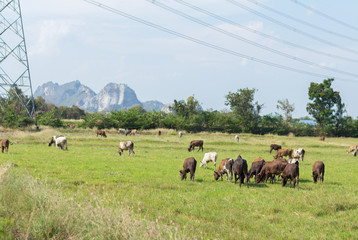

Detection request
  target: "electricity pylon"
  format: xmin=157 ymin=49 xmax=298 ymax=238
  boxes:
xmin=0 ymin=0 xmax=36 ymax=119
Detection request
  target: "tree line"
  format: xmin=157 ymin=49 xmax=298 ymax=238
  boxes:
xmin=1 ymin=78 xmax=358 ymax=137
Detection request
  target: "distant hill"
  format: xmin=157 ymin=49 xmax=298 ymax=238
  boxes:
xmin=34 ymin=81 xmax=166 ymax=112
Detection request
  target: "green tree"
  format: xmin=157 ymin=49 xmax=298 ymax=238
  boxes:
xmin=225 ymin=88 xmax=262 ymax=132
xmin=306 ymin=78 xmax=345 ymax=133
xmin=277 ymin=99 xmax=295 ymax=123
xmin=170 ymin=96 xmax=201 ymax=119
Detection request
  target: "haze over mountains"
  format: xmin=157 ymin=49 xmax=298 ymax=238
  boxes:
xmin=34 ymin=81 xmax=167 ymax=112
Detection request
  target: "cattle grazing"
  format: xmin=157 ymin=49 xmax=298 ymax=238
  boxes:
xmin=281 ymin=163 xmax=299 ymax=190
xmin=232 ymin=155 xmax=248 ymax=188
xmin=274 ymin=148 xmax=293 ymax=159
xmin=125 ymin=129 xmax=137 ymax=136
xmin=214 ymin=158 xmax=234 ymax=181
xmin=49 ymin=136 xmax=67 ymax=150
xmin=179 ymin=131 xmax=183 ymax=138
xmin=1 ymin=139 xmax=10 ymax=153
xmin=180 ymin=157 xmax=197 ymax=181
xmin=256 ymin=160 xmax=288 ymax=184
xmin=235 ymin=135 xmax=239 ymax=143
xmin=346 ymin=145 xmax=357 ymax=154
xmin=320 ymin=136 xmax=325 ymax=141
xmin=200 ymin=152 xmax=218 ymax=170
xmin=188 ymin=140 xmax=204 ymax=152
xmin=118 ymin=128 xmax=126 ymax=135
xmin=118 ymin=141 xmax=135 ymax=156
xmin=247 ymin=159 xmax=265 ymax=183
xmin=292 ymin=148 xmax=305 ymax=163
xmin=269 ymin=144 xmax=282 ymax=154
xmin=97 ymin=130 xmax=107 ymax=138
xmin=312 ymin=161 xmax=325 ymax=183
xmin=158 ymin=130 xmax=161 ymax=136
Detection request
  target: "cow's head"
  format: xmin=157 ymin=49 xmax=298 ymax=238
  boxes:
xmin=179 ymin=170 xmax=187 ymax=180
xmin=188 ymin=147 xmax=192 ymax=152
xmin=213 ymin=171 xmax=220 ymax=181
xmin=48 ymin=137 xmax=55 ymax=147
xmin=199 ymin=161 xmax=204 ymax=168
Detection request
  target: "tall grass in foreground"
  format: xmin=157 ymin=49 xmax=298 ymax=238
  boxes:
xmin=0 ymin=169 xmax=186 ymax=239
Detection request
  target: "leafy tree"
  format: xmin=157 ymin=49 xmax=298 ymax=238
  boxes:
xmin=306 ymin=78 xmax=345 ymax=133
xmin=277 ymin=99 xmax=295 ymax=123
xmin=225 ymin=88 xmax=262 ymax=132
xmin=170 ymin=96 xmax=201 ymax=119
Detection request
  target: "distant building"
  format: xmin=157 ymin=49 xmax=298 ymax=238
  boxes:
xmin=299 ymin=119 xmax=317 ymax=125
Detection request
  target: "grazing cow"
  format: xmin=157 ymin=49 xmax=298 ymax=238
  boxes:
xmin=282 ymin=163 xmax=299 ymax=190
xmin=235 ymin=135 xmax=239 ymax=143
xmin=292 ymin=148 xmax=305 ymax=163
xmin=312 ymin=161 xmax=325 ymax=183
xmin=49 ymin=136 xmax=67 ymax=150
xmin=1 ymin=139 xmax=10 ymax=153
xmin=214 ymin=158 xmax=234 ymax=181
xmin=274 ymin=148 xmax=293 ymax=159
xmin=200 ymin=152 xmax=218 ymax=170
xmin=270 ymin=144 xmax=282 ymax=154
xmin=180 ymin=157 xmax=197 ymax=181
xmin=118 ymin=128 xmax=126 ymax=135
xmin=232 ymin=155 xmax=248 ymax=188
xmin=118 ymin=141 xmax=135 ymax=156
xmin=320 ymin=136 xmax=325 ymax=141
xmin=256 ymin=160 xmax=288 ymax=184
xmin=247 ymin=159 xmax=265 ymax=183
xmin=346 ymin=145 xmax=357 ymax=154
xmin=96 ymin=130 xmax=107 ymax=138
xmin=179 ymin=131 xmax=183 ymax=138
xmin=125 ymin=129 xmax=137 ymax=136
xmin=188 ymin=140 xmax=204 ymax=152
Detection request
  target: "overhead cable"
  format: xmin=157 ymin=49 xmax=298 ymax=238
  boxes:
xmin=225 ymin=0 xmax=358 ymax=56
xmin=147 ymin=0 xmax=358 ymax=78
xmin=82 ymin=0 xmax=356 ymax=82
xmin=291 ymin=0 xmax=358 ymax=32
xmin=244 ymin=0 xmax=358 ymax=42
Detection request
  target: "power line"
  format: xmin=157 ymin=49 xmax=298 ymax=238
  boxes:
xmin=291 ymin=0 xmax=358 ymax=32
xmin=225 ymin=0 xmax=358 ymax=56
xmin=82 ymin=0 xmax=356 ymax=82
xmin=173 ymin=0 xmax=358 ymax=64
xmin=244 ymin=0 xmax=358 ymax=42
xmin=147 ymin=0 xmax=358 ymax=78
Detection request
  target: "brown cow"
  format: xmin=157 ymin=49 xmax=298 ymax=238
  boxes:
xmin=158 ymin=130 xmax=161 ymax=136
xmin=232 ymin=155 xmax=248 ymax=188
xmin=282 ymin=163 xmax=299 ymax=190
xmin=253 ymin=157 xmax=264 ymax=162
xmin=188 ymin=140 xmax=204 ymax=152
xmin=346 ymin=145 xmax=357 ymax=154
xmin=312 ymin=161 xmax=325 ymax=183
xmin=180 ymin=157 xmax=197 ymax=181
xmin=320 ymin=136 xmax=325 ymax=141
xmin=269 ymin=144 xmax=282 ymax=154
xmin=256 ymin=160 xmax=288 ymax=184
xmin=274 ymin=148 xmax=293 ymax=159
xmin=247 ymin=159 xmax=265 ymax=183
xmin=214 ymin=158 xmax=234 ymax=181
xmin=97 ymin=130 xmax=107 ymax=138
xmin=126 ymin=129 xmax=137 ymax=136
xmin=1 ymin=139 xmax=10 ymax=153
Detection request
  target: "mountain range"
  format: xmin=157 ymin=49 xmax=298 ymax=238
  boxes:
xmin=34 ymin=81 xmax=167 ymax=112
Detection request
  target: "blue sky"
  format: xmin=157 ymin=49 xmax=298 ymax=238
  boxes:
xmin=21 ymin=0 xmax=358 ymax=117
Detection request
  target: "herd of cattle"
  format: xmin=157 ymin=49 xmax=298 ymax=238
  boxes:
xmin=1 ymin=130 xmax=358 ymax=190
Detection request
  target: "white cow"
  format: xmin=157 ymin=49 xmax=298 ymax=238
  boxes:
xmin=118 ymin=128 xmax=126 ymax=135
xmin=49 ymin=135 xmax=67 ymax=150
xmin=292 ymin=148 xmax=305 ymax=163
xmin=235 ymin=135 xmax=239 ymax=143
xmin=179 ymin=131 xmax=183 ymax=138
xmin=200 ymin=152 xmax=218 ymax=170
xmin=118 ymin=141 xmax=135 ymax=156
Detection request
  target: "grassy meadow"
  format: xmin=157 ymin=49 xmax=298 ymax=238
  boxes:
xmin=0 ymin=127 xmax=358 ymax=239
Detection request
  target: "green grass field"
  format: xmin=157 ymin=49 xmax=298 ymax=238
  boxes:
xmin=1 ymin=128 xmax=358 ymax=239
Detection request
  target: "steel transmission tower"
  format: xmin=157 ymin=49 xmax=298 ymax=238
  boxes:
xmin=0 ymin=0 xmax=36 ymax=118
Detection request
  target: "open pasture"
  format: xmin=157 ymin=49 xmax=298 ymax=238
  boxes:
xmin=1 ymin=128 xmax=358 ymax=239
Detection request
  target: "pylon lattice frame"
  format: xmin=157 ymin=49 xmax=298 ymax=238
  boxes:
xmin=0 ymin=0 xmax=36 ymax=118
